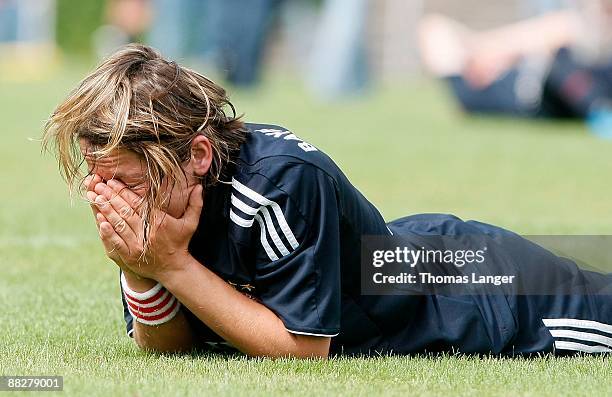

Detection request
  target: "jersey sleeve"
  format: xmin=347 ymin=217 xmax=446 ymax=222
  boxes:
xmin=229 ymin=164 xmax=341 ymax=337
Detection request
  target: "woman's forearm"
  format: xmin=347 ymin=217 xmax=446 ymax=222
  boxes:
xmin=132 ymin=310 xmax=195 ymax=353
xmin=122 ymin=272 xmax=196 ymax=353
xmin=157 ymin=255 xmax=330 ymax=358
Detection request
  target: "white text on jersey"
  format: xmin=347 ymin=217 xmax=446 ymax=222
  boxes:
xmin=254 ymin=129 xmax=318 ymax=152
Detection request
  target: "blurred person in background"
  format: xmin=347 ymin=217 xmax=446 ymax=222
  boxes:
xmin=418 ymin=0 xmax=612 ymax=138
xmin=147 ymin=0 xmax=369 ymax=95
xmin=148 ymin=0 xmax=284 ymax=87
xmin=306 ymin=0 xmax=370 ymax=99
xmin=203 ymin=0 xmax=284 ymax=86
xmin=146 ymin=0 xmax=201 ymax=60
xmin=106 ymin=0 xmax=152 ymax=43
xmin=93 ymin=0 xmax=152 ymax=58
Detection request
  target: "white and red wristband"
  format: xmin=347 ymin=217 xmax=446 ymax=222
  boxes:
xmin=121 ymin=272 xmax=181 ymax=326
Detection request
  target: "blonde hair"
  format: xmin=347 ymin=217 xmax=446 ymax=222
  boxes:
xmin=43 ymin=44 xmax=246 ymax=242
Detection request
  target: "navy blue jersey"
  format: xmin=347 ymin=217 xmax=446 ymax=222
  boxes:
xmin=122 ymin=122 xmax=393 ymax=349
xmin=121 ymin=123 xmax=612 ymax=356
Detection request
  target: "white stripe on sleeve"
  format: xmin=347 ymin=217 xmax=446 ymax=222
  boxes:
xmin=254 ymin=214 xmax=279 ymax=261
xmin=260 ymin=207 xmax=290 ymax=256
xmin=232 ymin=178 xmax=299 ymax=250
xmin=543 ymin=318 xmax=612 ymax=335
xmin=229 ymin=209 xmax=254 ymax=228
xmin=553 ymin=340 xmax=612 ymax=353
xmin=231 ymin=194 xmax=259 ymax=216
xmin=549 ymin=329 xmax=612 ymax=348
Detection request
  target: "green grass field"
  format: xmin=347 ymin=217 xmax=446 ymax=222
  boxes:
xmin=1 ymin=65 xmax=611 ymax=396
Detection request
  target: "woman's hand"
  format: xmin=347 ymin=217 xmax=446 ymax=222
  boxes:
xmin=84 ymin=175 xmax=156 ymax=290
xmin=91 ymin=178 xmax=203 ymax=281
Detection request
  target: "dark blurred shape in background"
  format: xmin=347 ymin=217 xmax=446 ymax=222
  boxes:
xmin=144 ymin=0 xmax=372 ymax=97
xmin=0 ymin=0 xmax=425 ymax=99
xmin=2 ymin=0 xmax=610 ymax=111
xmin=149 ymin=0 xmax=284 ymax=87
xmin=419 ymin=0 xmax=612 ymax=137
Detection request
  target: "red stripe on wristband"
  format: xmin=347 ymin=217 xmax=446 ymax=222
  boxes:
xmin=125 ymin=291 xmax=173 ymax=314
xmin=123 ymin=286 xmax=167 ymax=305
xmin=124 ymin=289 xmax=169 ymax=309
xmin=132 ymin=298 xmax=179 ymax=322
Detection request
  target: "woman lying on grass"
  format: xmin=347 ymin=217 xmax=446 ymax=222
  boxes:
xmin=43 ymin=44 xmax=612 ymax=358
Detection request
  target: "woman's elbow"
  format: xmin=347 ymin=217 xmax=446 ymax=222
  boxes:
xmin=246 ymin=335 xmax=330 ymax=359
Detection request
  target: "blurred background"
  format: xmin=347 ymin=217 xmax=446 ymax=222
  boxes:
xmin=1 ymin=0 xmax=612 ymax=238
xmin=4 ymin=0 xmax=606 ymax=91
